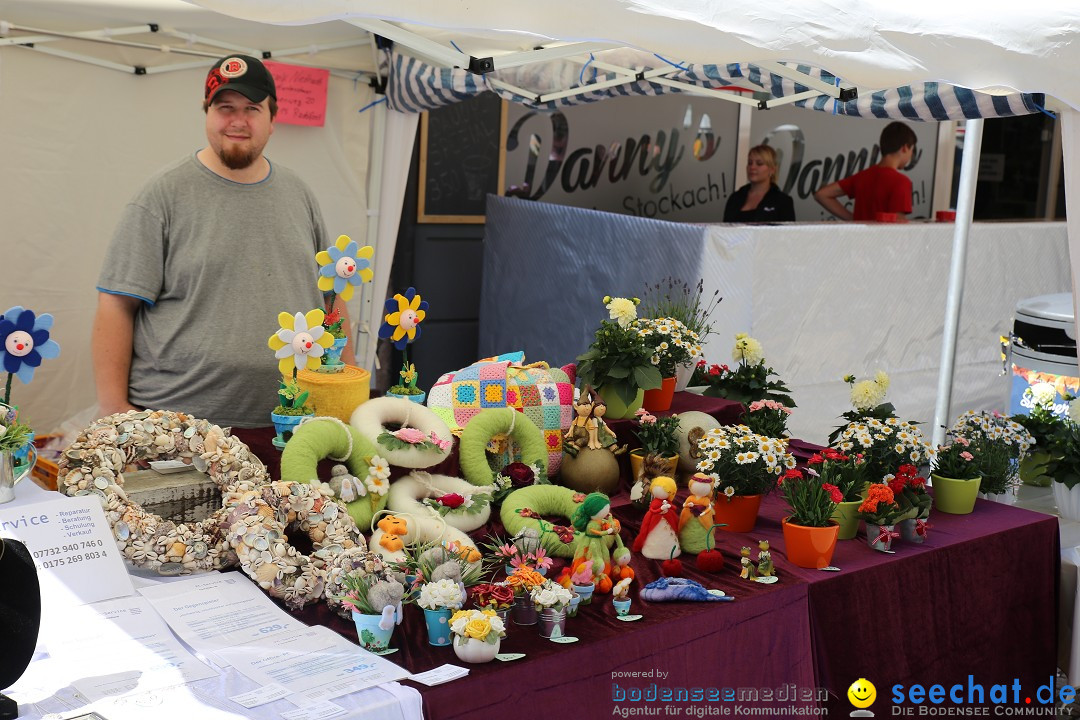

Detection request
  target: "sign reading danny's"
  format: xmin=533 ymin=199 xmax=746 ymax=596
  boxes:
xmin=504 ymin=94 xmax=741 ymax=223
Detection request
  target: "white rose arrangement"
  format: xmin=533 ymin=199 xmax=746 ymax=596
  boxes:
xmin=417 ymin=578 xmax=465 ymax=610
xmin=530 ymin=580 xmax=574 ymax=610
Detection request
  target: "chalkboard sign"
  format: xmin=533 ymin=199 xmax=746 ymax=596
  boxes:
xmin=418 ymin=92 xmax=507 ymax=223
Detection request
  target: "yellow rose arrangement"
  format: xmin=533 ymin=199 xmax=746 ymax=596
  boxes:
xmin=450 ymin=608 xmax=505 ymax=645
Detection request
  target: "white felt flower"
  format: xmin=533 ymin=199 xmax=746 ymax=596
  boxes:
xmin=268 ymin=309 xmax=333 ymax=374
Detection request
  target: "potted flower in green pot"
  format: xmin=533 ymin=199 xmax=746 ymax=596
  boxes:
xmin=859 ymin=483 xmax=904 ymax=551
xmin=575 ymin=296 xmax=663 ymax=419
xmin=809 ymin=449 xmax=868 ymax=539
xmin=639 ymin=277 xmax=722 ymax=391
xmin=695 ymin=425 xmax=795 ymax=532
xmin=628 ymin=409 xmax=681 ymax=507
xmin=634 ymin=317 xmax=701 ymax=411
xmin=778 ymin=467 xmax=842 ymax=569
xmin=931 ymin=435 xmax=983 ymax=514
xmin=379 ymin=287 xmax=429 ymax=404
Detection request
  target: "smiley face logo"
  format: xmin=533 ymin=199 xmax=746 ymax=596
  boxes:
xmin=847 ymin=678 xmax=877 ymax=709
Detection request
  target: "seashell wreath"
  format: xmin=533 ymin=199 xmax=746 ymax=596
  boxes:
xmin=56 ymin=409 xmax=378 ymax=610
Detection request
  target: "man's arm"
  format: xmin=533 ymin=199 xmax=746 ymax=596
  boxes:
xmin=327 ymin=295 xmax=357 ymax=366
xmin=813 ymin=182 xmax=854 ymax=221
xmin=92 ymin=292 xmax=141 ymax=417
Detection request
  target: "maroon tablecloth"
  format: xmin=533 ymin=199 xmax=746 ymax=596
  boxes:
xmin=233 ymin=408 xmax=1059 ymax=716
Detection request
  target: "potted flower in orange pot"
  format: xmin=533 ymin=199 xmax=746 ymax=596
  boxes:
xmin=634 ymin=317 xmax=701 ymax=411
xmin=778 ymin=468 xmax=842 ymax=569
xmin=859 ymin=483 xmax=904 ymax=552
xmin=695 ymin=425 xmax=796 ymax=532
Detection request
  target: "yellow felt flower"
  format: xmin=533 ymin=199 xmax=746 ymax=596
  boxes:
xmin=268 ymin=309 xmax=334 ymax=374
xmin=378 ymin=287 xmax=428 ymax=350
xmin=316 ymin=235 xmax=374 ymax=302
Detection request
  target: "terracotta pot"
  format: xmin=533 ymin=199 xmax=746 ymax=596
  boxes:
xmin=642 ymin=376 xmax=677 ymax=412
xmin=931 ymin=474 xmax=981 ymax=515
xmin=781 ymin=518 xmax=839 ymax=569
xmin=712 ymin=494 xmax=762 ymax=533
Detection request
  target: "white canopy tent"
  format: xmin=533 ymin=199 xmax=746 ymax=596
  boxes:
xmin=3 ymin=0 xmax=1079 ymax=437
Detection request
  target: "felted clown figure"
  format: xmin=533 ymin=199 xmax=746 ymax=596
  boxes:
xmin=632 ymin=476 xmax=681 ymax=560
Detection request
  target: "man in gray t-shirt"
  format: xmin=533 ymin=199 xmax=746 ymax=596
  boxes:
xmin=92 ymin=54 xmax=353 ymax=428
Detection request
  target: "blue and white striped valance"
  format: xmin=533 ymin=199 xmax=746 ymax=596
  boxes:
xmin=384 ymin=48 xmax=1043 ymax=121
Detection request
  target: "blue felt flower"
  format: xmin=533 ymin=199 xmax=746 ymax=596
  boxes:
xmin=0 ymin=306 xmax=61 ymax=385
xmin=378 ymin=287 xmax=428 ymax=351
xmin=316 ymin=235 xmax=374 ymax=302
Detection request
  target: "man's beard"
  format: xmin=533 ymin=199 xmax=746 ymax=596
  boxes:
xmin=218 ymin=143 xmax=260 ymax=170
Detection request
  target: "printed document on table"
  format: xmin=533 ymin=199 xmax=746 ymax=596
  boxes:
xmin=138 ymin=571 xmax=303 ymax=663
xmin=216 ymin=625 xmax=410 ymax=701
xmin=39 ymin=595 xmax=217 ymax=702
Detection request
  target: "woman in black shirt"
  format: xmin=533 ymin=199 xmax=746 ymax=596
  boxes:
xmin=723 ymin=145 xmax=796 ymax=222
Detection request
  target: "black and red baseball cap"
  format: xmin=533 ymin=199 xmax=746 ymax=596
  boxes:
xmin=204 ymin=55 xmax=276 ymax=104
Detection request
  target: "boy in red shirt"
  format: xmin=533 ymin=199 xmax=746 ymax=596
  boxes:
xmin=814 ymin=122 xmax=917 ymax=221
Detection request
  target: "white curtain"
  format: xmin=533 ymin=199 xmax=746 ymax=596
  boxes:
xmin=1064 ymin=109 xmax=1080 ymax=363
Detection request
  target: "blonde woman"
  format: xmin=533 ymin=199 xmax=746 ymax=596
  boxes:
xmin=723 ymin=145 xmax=795 ymax=222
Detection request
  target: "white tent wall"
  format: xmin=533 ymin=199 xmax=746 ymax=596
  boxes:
xmin=0 ymin=45 xmax=375 ymax=433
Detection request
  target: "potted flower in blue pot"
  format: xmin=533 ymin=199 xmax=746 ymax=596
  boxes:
xmin=379 ymin=287 xmax=429 ymax=404
xmin=268 ymin=309 xmax=333 ymax=449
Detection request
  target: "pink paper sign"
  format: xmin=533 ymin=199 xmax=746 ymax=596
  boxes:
xmin=265 ymin=61 xmax=329 ymax=127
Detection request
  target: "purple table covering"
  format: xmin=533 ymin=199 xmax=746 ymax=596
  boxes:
xmin=234 ymin=416 xmax=1059 ymax=716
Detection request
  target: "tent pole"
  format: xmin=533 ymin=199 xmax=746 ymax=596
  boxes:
xmin=932 ymin=118 xmax=984 ymax=448
xmin=357 ymin=95 xmax=388 ymax=371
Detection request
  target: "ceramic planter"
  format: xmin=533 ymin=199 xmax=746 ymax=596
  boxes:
xmin=319 ymin=337 xmax=348 ymax=371
xmin=674 ymin=360 xmax=697 ymax=392
xmin=1052 ymin=481 xmax=1080 ymax=522
xmin=270 ymin=411 xmax=312 ymax=448
xmin=538 ymin=608 xmax=567 ymax=639
xmin=713 ymin=494 xmax=762 ymax=533
xmin=613 ymin=598 xmax=632 ymax=616
xmin=567 ymin=592 xmax=582 ymax=617
xmin=352 ymin=611 xmax=394 ymax=652
xmin=979 ymin=490 xmax=1018 ymax=506
xmin=781 ymin=518 xmax=840 ymax=569
xmin=1019 ymin=451 xmax=1052 ymax=487
xmin=597 ymin=385 xmax=644 ymax=420
xmin=642 ymin=376 xmax=677 ymax=412
xmin=572 ymin=583 xmax=595 ymax=605
xmin=830 ymin=499 xmax=863 ymax=540
xmin=453 ymin=636 xmax=501 ymax=663
xmin=931 ymin=474 xmax=981 ymax=515
xmin=865 ymin=523 xmax=899 ymax=552
xmin=423 ymin=607 xmax=453 ymax=646
xmin=385 ymin=390 xmax=426 ymax=404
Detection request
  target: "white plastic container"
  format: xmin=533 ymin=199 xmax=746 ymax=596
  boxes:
xmin=1009 ymin=293 xmax=1077 ymax=419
